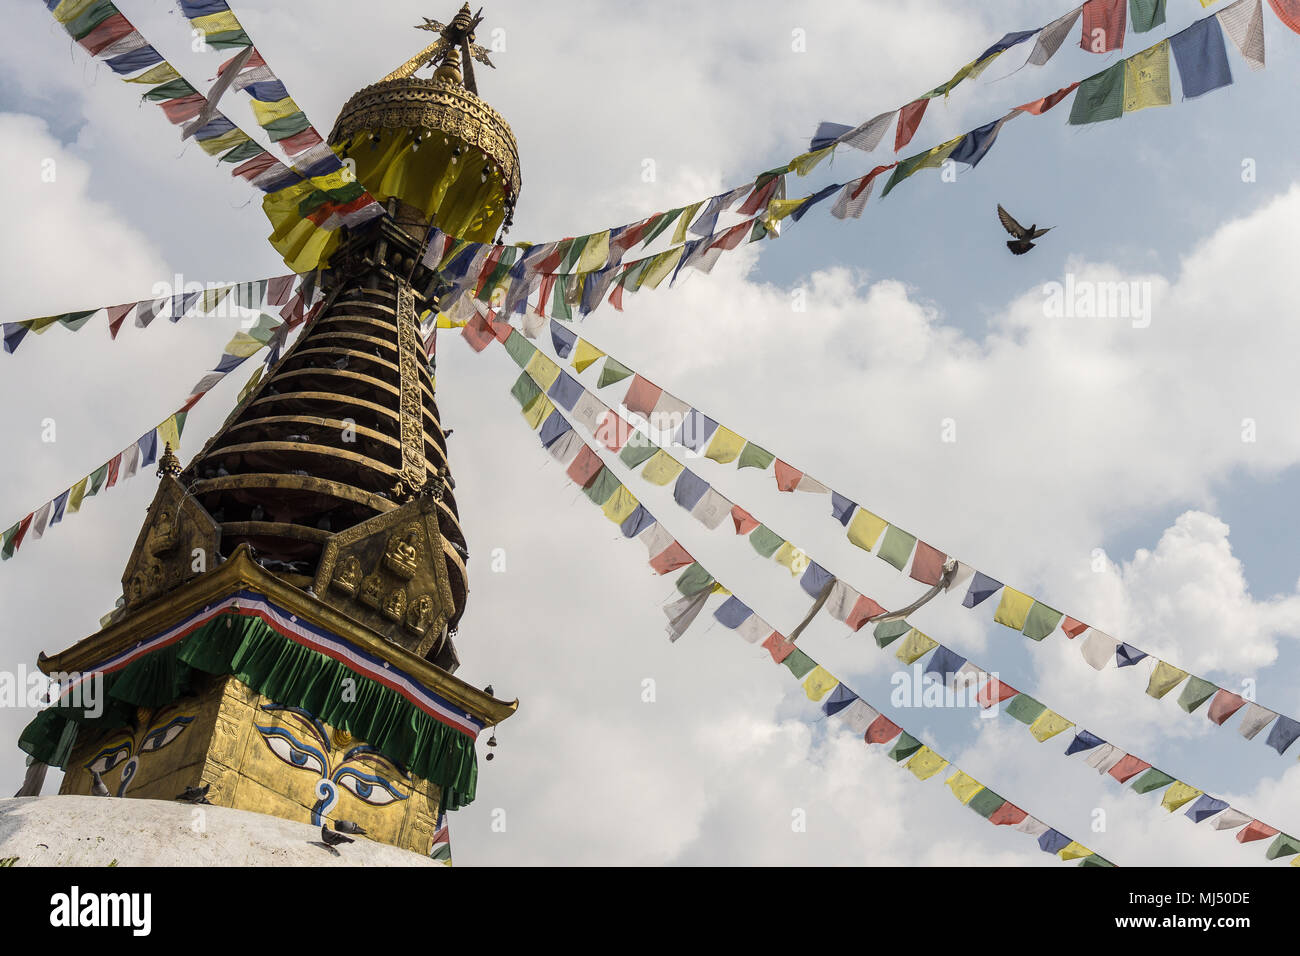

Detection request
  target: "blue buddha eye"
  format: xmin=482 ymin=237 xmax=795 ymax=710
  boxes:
xmin=256 ymin=725 xmax=326 ymax=775
xmin=336 ymin=768 xmax=405 ymax=807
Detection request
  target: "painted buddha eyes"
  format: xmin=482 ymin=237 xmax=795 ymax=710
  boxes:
xmin=140 ymin=716 xmax=192 ymax=754
xmin=86 ymin=742 xmax=132 ymax=775
xmin=257 ymin=725 xmax=327 ymax=775
xmin=336 ymin=768 xmax=406 ymax=807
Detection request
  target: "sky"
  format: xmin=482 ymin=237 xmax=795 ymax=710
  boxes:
xmin=1 ymin=0 xmax=1298 ymax=866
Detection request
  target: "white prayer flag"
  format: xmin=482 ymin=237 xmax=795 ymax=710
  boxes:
xmin=1218 ymin=0 xmax=1265 ymax=71
xmin=1080 ymin=630 xmax=1119 ymax=670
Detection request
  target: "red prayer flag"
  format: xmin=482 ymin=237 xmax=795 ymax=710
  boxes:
xmin=774 ymin=459 xmax=803 ymax=492
xmin=737 ymin=178 xmax=780 ymax=216
xmin=762 ymin=631 xmax=796 ymax=663
xmin=219 ymin=47 xmax=266 ymax=75
xmin=232 ymin=152 xmax=278 ymax=181
xmin=1061 ymin=616 xmax=1089 ymax=639
xmin=1108 ymin=754 xmax=1151 ymax=783
xmin=846 ymin=594 xmax=887 ymax=632
xmin=535 ymin=274 xmax=556 ymax=317
xmin=1080 ymin=0 xmax=1125 ymax=53
xmin=977 ymin=678 xmax=1018 ymax=709
xmin=266 ymin=275 xmax=295 ymax=306
xmin=11 ymin=513 xmax=33 ymax=553
xmin=461 ymin=313 xmax=495 ymax=352
xmin=79 ymin=14 xmax=134 ymax=55
xmin=160 ymin=94 xmax=207 ymax=125
xmin=650 ymin=541 xmax=694 ymax=575
xmin=1015 ymin=82 xmax=1080 ymax=115
xmin=566 ymin=445 xmax=603 ymax=488
xmin=278 ymin=127 xmax=325 ymax=157
xmin=730 ymin=505 xmax=759 ymax=536
xmin=865 ymin=714 xmax=903 ymax=744
xmin=623 ymin=374 xmax=662 ymax=417
xmin=607 ymin=274 xmax=627 ymax=312
xmin=595 ymin=411 xmax=634 ymax=452
xmin=1271 ymin=0 xmax=1300 ymax=35
xmin=988 ymin=802 xmax=1028 ymax=827
xmin=909 ymin=541 xmax=946 ymax=586
xmin=1207 ymin=690 xmax=1247 ymax=726
xmin=106 ymin=303 xmax=134 ymax=340
xmin=1237 ymin=820 xmax=1278 ymax=843
xmin=105 ymin=453 xmax=122 ymax=489
xmin=895 ymin=99 xmax=928 ymax=152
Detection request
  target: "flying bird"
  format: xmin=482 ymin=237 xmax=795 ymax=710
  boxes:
xmin=321 ymin=824 xmax=354 ymax=847
xmin=997 ymin=204 xmax=1052 ymax=255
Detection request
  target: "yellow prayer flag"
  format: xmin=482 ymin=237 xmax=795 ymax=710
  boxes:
xmin=192 ymin=10 xmax=242 ymax=35
xmin=1124 ymin=40 xmax=1171 ymax=113
xmin=67 ymin=477 xmax=89 ymax=514
xmin=222 ymin=332 xmax=265 ymax=358
xmin=1059 ymin=841 xmax=1093 ymax=861
xmin=1146 ymin=660 xmax=1189 ymax=699
xmin=524 ymin=351 xmax=561 ymax=391
xmin=521 ymin=394 xmax=554 ymax=430
xmin=124 ymin=64 xmax=183 ymax=85
xmin=157 ymin=415 xmax=181 ymax=453
xmin=1029 ymin=710 xmax=1074 ymax=742
xmin=641 ymin=450 xmax=683 ymax=486
xmin=237 ymin=365 xmax=263 ymax=403
xmin=790 ymin=147 xmax=833 ymax=177
xmin=802 ymin=666 xmax=837 ymax=701
xmin=251 ymin=96 xmax=303 ymax=127
xmin=602 ymin=485 xmax=639 ymax=524
xmin=704 ymin=426 xmax=745 ymax=464
xmin=896 ymin=628 xmax=938 ymax=665
xmin=711 ymin=582 xmax=731 ymax=596
xmin=572 ymin=339 xmax=605 ymax=373
xmin=774 ymin=542 xmax=809 ymax=577
xmin=1161 ymin=781 xmax=1202 ymax=813
xmin=640 ymin=247 xmax=684 ymax=291
xmin=200 ymin=286 xmax=232 ymax=313
xmin=915 ymin=136 xmax=965 ymax=172
xmin=993 ymin=587 xmax=1035 ymax=631
xmin=672 ymin=202 xmax=703 ymax=245
xmin=906 ymin=747 xmax=949 ymax=781
xmin=847 ymin=508 xmax=888 ymax=552
xmin=765 ymin=197 xmax=805 ymax=223
xmin=54 ymin=0 xmax=100 ymax=23
xmin=197 ymin=129 xmax=251 ymax=157
xmin=576 ymin=230 xmax=610 ymax=273
xmin=945 ymin=771 xmax=985 ymax=805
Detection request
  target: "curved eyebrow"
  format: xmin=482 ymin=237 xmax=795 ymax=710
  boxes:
xmin=259 ymin=703 xmax=330 ymax=748
xmin=342 ymin=745 xmax=408 ymax=778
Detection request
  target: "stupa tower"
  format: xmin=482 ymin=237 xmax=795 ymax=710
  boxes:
xmin=15 ymin=5 xmax=519 ymax=861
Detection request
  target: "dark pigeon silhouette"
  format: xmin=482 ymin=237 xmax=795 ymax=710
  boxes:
xmin=321 ymin=824 xmax=354 ymax=847
xmin=997 ymin=204 xmax=1052 ymax=255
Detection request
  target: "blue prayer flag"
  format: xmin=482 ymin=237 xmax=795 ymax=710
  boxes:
xmin=1170 ymin=17 xmax=1233 ymax=99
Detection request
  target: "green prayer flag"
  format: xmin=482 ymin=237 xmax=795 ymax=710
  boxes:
xmin=967 ymin=788 xmax=1006 ymax=819
xmin=876 ymin=525 xmax=917 ymax=571
xmin=1 ymin=524 xmax=18 ymax=560
xmin=888 ymin=732 xmax=923 ymax=762
xmin=1078 ymin=854 xmax=1116 ymax=867
xmin=619 ymin=436 xmax=657 ymax=469
xmin=550 ymin=276 xmax=573 ymax=321
xmin=782 ymin=647 xmax=815 ymax=680
xmin=503 ymin=330 xmax=535 ymax=368
xmin=639 ymin=208 xmax=683 ymax=247
xmin=1022 ymin=601 xmax=1064 ymax=641
xmin=1005 ymin=694 xmax=1046 ymax=725
xmin=1068 ymin=62 xmax=1125 ymax=125
xmin=1129 ymin=0 xmax=1166 ymax=33
xmin=675 ymin=562 xmax=715 ymax=597
xmin=874 ymin=620 xmax=911 ymax=649
xmin=58 ymin=311 xmax=97 ymax=331
xmin=220 ymin=140 xmax=264 ymax=163
xmin=143 ymin=79 xmax=199 ymax=102
xmin=86 ymin=463 xmax=109 ymax=497
xmin=559 ymin=237 xmax=585 ymax=272
xmin=749 ymin=524 xmax=784 ymax=558
xmin=1130 ymin=768 xmax=1175 ymax=794
xmin=737 ymin=442 xmax=775 ymax=470
xmin=1264 ymin=833 xmax=1300 ymax=860
xmin=203 ymin=28 xmax=253 ymax=49
xmin=265 ymin=112 xmax=312 ymax=141
xmin=509 ymin=371 xmax=541 ymax=409
xmin=880 ymin=136 xmax=963 ymax=197
xmin=597 ymin=357 xmax=633 ymax=389
xmin=583 ymin=467 xmax=620 ymax=506
xmin=1177 ymin=676 xmax=1219 ymax=714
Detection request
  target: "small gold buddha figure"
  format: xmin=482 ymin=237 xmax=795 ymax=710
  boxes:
xmin=405 ymin=595 xmax=434 ymax=635
xmin=331 ymin=554 xmax=362 ymax=596
xmin=359 ymin=572 xmax=385 ymax=609
xmin=383 ymin=526 xmax=422 ymax=579
xmin=383 ymin=587 xmax=407 ymax=622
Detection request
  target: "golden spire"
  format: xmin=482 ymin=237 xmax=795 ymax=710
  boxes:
xmin=157 ymin=442 xmax=182 ymax=479
xmin=382 ymin=4 xmax=497 ymax=93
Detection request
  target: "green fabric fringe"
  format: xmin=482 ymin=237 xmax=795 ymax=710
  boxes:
xmin=18 ymin=612 xmax=479 ymax=809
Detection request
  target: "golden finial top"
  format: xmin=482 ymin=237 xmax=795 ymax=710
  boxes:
xmin=382 ymin=4 xmax=497 ymax=93
xmin=157 ymin=442 xmax=182 ymax=479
